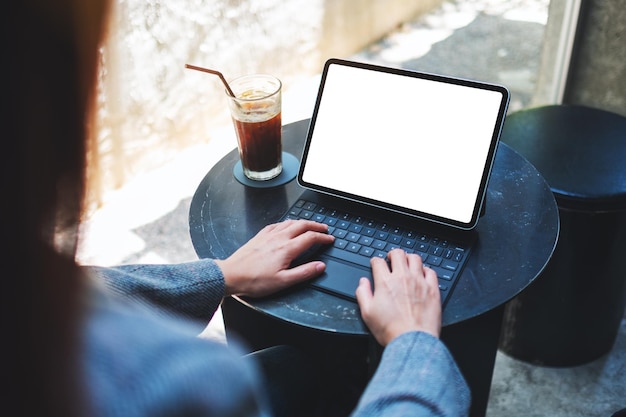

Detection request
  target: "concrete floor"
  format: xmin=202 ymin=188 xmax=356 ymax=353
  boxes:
xmin=77 ymin=0 xmax=626 ymax=415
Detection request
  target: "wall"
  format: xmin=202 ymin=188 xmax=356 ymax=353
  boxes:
xmin=87 ymin=0 xmax=442 ymax=210
xmin=564 ymin=0 xmax=626 ymax=116
xmin=533 ymin=0 xmax=626 ymax=117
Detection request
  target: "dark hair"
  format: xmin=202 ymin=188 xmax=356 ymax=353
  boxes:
xmin=3 ymin=1 xmax=108 ymax=415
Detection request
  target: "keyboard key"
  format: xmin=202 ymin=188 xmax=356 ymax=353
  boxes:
xmin=348 ymin=224 xmax=363 ymax=233
xmin=334 ymin=239 xmax=348 ymax=249
xmin=326 ymin=247 xmax=372 ymax=268
xmin=385 ymin=243 xmax=400 ymax=252
xmin=431 ymin=266 xmax=454 ymax=281
xmin=373 ymin=251 xmax=387 ymax=259
xmin=365 ymin=219 xmax=377 ymax=228
xmin=359 ymin=247 xmax=374 ymax=257
xmin=430 ymin=246 xmax=443 ymax=256
xmin=372 ymin=240 xmax=387 ymax=250
xmin=346 ymin=243 xmax=362 ymax=253
xmin=417 ymin=242 xmax=429 ymax=252
xmin=404 ymin=230 xmax=417 ymax=238
xmin=362 ymin=227 xmax=376 ymax=237
xmin=337 ymin=220 xmax=350 ymax=229
xmin=427 ymin=256 xmax=442 ymax=266
xmin=389 ymin=234 xmax=402 ymax=244
xmin=402 ymin=239 xmax=416 ymax=249
xmin=442 ymin=260 xmax=458 ymax=271
xmin=375 ymin=231 xmax=389 ymax=240
xmin=312 ymin=214 xmax=325 ymax=222
xmin=324 ymin=217 xmax=337 ymax=226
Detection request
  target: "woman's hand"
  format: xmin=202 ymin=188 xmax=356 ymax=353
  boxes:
xmin=356 ymin=249 xmax=442 ymax=346
xmin=215 ymin=220 xmax=335 ymax=298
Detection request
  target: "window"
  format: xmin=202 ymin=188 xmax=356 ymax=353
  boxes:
xmin=80 ymin=0 xmax=579 ymax=264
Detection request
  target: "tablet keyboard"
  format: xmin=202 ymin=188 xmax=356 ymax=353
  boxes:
xmin=282 ymin=197 xmax=471 ymax=305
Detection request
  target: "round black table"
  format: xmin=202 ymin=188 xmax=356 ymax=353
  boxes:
xmin=189 ymin=118 xmax=559 ymax=417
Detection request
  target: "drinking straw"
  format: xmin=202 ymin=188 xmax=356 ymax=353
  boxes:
xmin=185 ymin=64 xmax=235 ymax=97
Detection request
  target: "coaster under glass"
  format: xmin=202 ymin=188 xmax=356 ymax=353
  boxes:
xmin=233 ymin=152 xmax=299 ymax=188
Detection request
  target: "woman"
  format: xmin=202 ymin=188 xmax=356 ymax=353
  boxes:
xmin=4 ymin=0 xmax=470 ymax=416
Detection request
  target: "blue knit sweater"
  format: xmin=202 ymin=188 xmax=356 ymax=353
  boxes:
xmin=83 ymin=259 xmax=470 ymax=416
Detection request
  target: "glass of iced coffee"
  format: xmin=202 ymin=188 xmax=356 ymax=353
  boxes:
xmin=226 ymin=74 xmax=282 ymax=181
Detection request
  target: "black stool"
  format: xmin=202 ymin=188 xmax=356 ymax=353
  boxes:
xmin=498 ymin=105 xmax=626 ymax=367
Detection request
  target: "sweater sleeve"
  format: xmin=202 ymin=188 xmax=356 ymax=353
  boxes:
xmin=85 ymin=259 xmax=225 ymax=324
xmin=351 ymin=331 xmax=471 ymax=417
xmin=84 ymin=284 xmax=272 ymax=417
